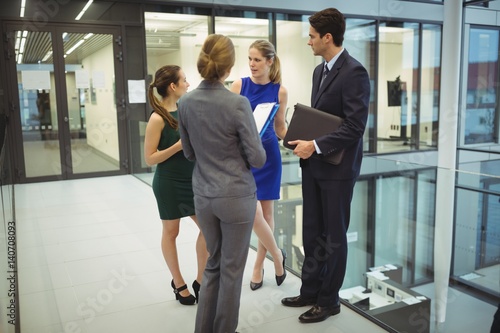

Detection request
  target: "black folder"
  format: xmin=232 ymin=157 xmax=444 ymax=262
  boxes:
xmin=283 ymin=103 xmax=345 ymax=165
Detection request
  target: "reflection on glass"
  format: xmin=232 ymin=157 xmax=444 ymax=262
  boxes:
xmin=62 ymin=32 xmax=119 ymax=174
xmin=345 ymin=180 xmax=370 ymax=288
xmin=144 ymin=12 xmax=210 ymax=178
xmin=16 ymin=30 xmax=62 ymax=178
xmin=214 ymin=15 xmax=269 ymax=84
xmin=345 ymin=18 xmax=376 ymax=153
xmin=276 ymin=15 xmax=320 ymax=126
xmin=464 ymin=28 xmax=498 ymax=145
xmin=454 ymin=188 xmax=500 ymax=297
xmin=339 ymin=165 xmax=436 ymax=333
xmin=145 ymin=12 xmax=209 ymax=91
xmin=420 ymin=24 xmax=441 ymax=150
xmin=378 ymin=22 xmax=419 ymax=153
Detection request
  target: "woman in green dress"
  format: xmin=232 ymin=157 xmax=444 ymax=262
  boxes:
xmin=144 ymin=65 xmax=208 ymax=305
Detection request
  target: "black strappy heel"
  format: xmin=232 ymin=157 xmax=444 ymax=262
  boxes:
xmin=192 ymin=280 xmax=200 ymax=303
xmin=171 ymin=280 xmax=196 ymax=305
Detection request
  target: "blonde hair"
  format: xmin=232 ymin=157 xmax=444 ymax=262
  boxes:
xmin=197 ymin=34 xmax=235 ymax=82
xmin=249 ymin=40 xmax=282 ymax=84
xmin=148 ymin=65 xmax=181 ymax=129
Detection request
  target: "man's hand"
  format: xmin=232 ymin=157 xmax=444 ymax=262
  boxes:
xmin=288 ymin=140 xmax=315 ymax=159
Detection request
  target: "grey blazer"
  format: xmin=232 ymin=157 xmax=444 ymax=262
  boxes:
xmin=178 ymin=80 xmax=266 ymax=198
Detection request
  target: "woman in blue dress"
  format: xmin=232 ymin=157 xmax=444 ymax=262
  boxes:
xmin=230 ymin=40 xmax=288 ymax=290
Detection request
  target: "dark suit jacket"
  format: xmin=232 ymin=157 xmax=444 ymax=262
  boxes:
xmin=302 ymin=49 xmax=370 ymax=180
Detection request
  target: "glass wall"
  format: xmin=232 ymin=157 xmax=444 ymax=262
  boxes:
xmin=455 ymin=148 xmax=500 ymax=298
xmin=420 ymin=24 xmax=441 ymax=149
xmin=463 ymin=27 xmax=499 ymax=145
xmin=16 ymin=30 xmax=62 ymax=178
xmin=455 ymin=23 xmax=500 ymax=300
xmin=144 ymin=11 xmax=210 ymax=96
xmin=376 ymin=21 xmax=442 ymax=154
xmin=454 ymin=186 xmax=500 ymax=297
xmin=344 ymin=19 xmax=377 ymax=153
xmin=378 ymin=22 xmax=420 ymax=153
xmin=214 ymin=13 xmax=270 ymax=85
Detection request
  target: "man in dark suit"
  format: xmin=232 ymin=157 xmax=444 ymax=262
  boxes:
xmin=281 ymin=7 xmax=370 ymax=324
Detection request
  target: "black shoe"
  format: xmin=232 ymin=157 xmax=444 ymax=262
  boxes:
xmin=281 ymin=295 xmax=316 ymax=307
xmin=192 ymin=280 xmax=200 ymax=303
xmin=250 ymin=269 xmax=264 ymax=291
xmin=171 ymin=280 xmax=196 ymax=305
xmin=275 ymin=249 xmax=287 ymax=286
xmin=298 ymin=304 xmax=340 ymax=323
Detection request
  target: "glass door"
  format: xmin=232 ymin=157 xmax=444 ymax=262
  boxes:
xmin=5 ymin=24 xmax=126 ymax=182
xmin=61 ymin=30 xmax=122 ymax=175
xmin=13 ymin=30 xmax=62 ymax=178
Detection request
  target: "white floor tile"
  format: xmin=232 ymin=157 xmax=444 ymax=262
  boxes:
xmin=15 ymin=175 xmax=496 ymax=333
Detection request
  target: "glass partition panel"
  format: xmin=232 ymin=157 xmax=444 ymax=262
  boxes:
xmin=214 ymin=14 xmax=269 ymax=85
xmin=344 ymin=18 xmax=377 ymax=153
xmin=373 ymin=173 xmax=416 ymax=284
xmin=62 ymin=32 xmax=120 ymax=174
xmin=340 ymin=158 xmax=439 ymax=333
xmin=464 ymin=27 xmax=499 ymax=145
xmin=276 ymin=14 xmax=320 ymax=123
xmin=378 ymin=22 xmax=419 ymax=153
xmin=144 ymin=12 xmax=209 ymax=90
xmin=420 ymin=24 xmax=441 ymax=150
xmin=454 ymin=187 xmax=500 ymax=297
xmin=457 ymin=149 xmax=500 ymax=189
xmin=414 ymin=169 xmax=436 ymax=283
xmin=16 ymin=30 xmax=62 ymax=178
xmin=141 ymin=11 xmax=210 ymax=182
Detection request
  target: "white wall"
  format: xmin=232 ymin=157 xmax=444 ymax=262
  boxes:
xmin=277 ymin=19 xmax=322 ymax=122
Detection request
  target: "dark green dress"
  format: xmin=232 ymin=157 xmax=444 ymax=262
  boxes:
xmin=152 ymin=111 xmax=195 ymax=219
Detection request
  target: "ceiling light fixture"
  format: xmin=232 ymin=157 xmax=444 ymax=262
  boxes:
xmin=75 ymin=0 xmax=93 ymax=21
xmin=20 ymin=0 xmax=26 ymax=17
xmin=42 ymin=51 xmax=53 ymax=62
xmin=66 ymin=39 xmax=85 ymax=55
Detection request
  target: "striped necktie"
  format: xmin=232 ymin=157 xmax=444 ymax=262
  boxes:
xmin=320 ymin=64 xmax=329 ymax=87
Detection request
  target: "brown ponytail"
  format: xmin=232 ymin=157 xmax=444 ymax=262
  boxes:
xmin=148 ymin=65 xmax=181 ymax=129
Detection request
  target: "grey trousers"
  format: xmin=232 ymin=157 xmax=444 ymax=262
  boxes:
xmin=193 ymin=193 xmax=256 ymax=333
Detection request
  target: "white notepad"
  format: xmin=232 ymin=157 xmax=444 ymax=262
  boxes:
xmin=253 ymin=102 xmax=279 ymax=137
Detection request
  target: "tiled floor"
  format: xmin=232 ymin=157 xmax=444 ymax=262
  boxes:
xmin=10 ymin=175 xmax=498 ymax=333
xmin=12 ymin=175 xmax=388 ymax=333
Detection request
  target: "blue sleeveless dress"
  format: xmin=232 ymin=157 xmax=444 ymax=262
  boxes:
xmin=240 ymin=77 xmax=282 ymax=200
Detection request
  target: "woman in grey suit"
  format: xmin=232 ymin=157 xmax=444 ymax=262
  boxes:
xmin=178 ymin=34 xmax=266 ymax=333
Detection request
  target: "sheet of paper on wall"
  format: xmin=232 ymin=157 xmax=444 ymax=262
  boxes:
xmin=128 ymin=79 xmax=146 ymax=103
xmin=253 ymin=102 xmax=279 ymax=137
xmin=92 ymin=70 xmax=106 ymax=89
xmin=75 ymin=70 xmax=90 ymax=89
xmin=21 ymin=70 xmax=51 ymax=90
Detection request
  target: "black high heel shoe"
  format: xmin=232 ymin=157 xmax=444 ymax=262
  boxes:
xmin=192 ymin=280 xmax=200 ymax=303
xmin=250 ymin=269 xmax=264 ymax=291
xmin=275 ymin=249 xmax=287 ymax=286
xmin=171 ymin=280 xmax=196 ymax=305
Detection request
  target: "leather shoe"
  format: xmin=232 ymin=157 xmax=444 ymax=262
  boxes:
xmin=299 ymin=304 xmax=340 ymax=323
xmin=281 ymin=295 xmax=316 ymax=307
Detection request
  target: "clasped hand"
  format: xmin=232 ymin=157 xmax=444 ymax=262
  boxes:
xmin=288 ymin=140 xmax=315 ymax=159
